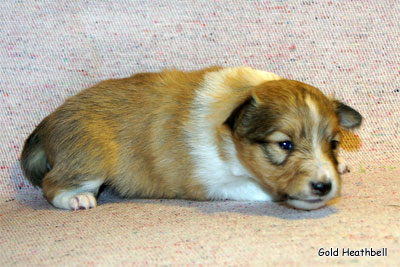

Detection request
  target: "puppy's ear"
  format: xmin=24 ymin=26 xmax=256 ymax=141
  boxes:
xmin=333 ymin=100 xmax=363 ymax=129
xmin=225 ymin=97 xmax=254 ymax=131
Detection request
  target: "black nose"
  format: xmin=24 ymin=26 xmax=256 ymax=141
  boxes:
xmin=311 ymin=181 xmax=332 ymax=196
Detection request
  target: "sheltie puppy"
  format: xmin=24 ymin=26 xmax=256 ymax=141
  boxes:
xmin=21 ymin=66 xmax=362 ymax=210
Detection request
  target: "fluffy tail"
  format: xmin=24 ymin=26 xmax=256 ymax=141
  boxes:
xmin=20 ymin=128 xmax=49 ymax=187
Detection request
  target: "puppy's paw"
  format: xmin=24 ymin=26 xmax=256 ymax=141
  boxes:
xmin=52 ymin=191 xmax=97 ymax=210
xmin=69 ymin=193 xmax=97 ymax=210
xmin=337 ymin=156 xmax=350 ymax=174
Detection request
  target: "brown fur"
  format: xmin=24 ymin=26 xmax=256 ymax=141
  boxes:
xmin=21 ymin=67 xmax=362 ymax=210
xmin=22 ymin=68 xmax=223 ymax=203
xmin=231 ymin=80 xmax=342 ymax=199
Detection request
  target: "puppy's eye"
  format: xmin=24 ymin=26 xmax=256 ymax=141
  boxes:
xmin=278 ymin=141 xmax=294 ymax=151
xmin=331 ymin=140 xmax=339 ymax=150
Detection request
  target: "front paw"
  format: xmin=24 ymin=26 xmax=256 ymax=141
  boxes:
xmin=337 ymin=156 xmax=350 ymax=174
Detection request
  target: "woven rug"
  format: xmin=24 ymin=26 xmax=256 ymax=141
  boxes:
xmin=1 ymin=1 xmax=399 ymax=266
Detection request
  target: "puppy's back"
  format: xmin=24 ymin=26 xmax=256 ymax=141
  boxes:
xmin=21 ymin=68 xmax=220 ymax=208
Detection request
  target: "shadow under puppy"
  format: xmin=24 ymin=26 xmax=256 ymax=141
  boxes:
xmin=21 ymin=67 xmax=362 ymax=210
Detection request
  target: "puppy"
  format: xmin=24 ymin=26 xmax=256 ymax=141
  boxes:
xmin=21 ymin=67 xmax=362 ymax=210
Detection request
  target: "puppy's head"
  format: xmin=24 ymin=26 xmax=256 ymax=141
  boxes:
xmin=226 ymin=79 xmax=362 ymax=210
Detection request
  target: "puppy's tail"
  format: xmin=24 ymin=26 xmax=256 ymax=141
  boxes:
xmin=20 ymin=126 xmax=49 ymax=187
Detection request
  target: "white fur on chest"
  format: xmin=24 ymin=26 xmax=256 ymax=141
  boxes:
xmin=191 ymin=140 xmax=272 ymax=201
xmin=187 ymin=67 xmax=280 ymax=201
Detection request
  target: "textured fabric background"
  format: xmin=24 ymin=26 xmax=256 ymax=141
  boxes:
xmin=1 ymin=1 xmax=399 ymax=266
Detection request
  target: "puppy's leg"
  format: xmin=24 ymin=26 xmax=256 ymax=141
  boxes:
xmin=42 ymin=171 xmax=103 ymax=210
xmin=337 ymin=156 xmax=350 ymax=174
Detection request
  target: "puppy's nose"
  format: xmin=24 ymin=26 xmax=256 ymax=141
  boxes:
xmin=310 ymin=181 xmax=332 ymax=196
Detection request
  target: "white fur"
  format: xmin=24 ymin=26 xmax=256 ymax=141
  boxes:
xmin=302 ymin=97 xmax=339 ymax=208
xmin=52 ymin=180 xmax=102 ymax=210
xmin=268 ymin=131 xmax=290 ymax=142
xmin=68 ymin=194 xmax=97 ymax=210
xmin=337 ymin=156 xmax=349 ymax=174
xmin=187 ymin=67 xmax=281 ymax=201
xmin=287 ymin=198 xmax=326 ymax=210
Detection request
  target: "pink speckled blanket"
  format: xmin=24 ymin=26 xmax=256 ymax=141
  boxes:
xmin=1 ymin=1 xmax=399 ymax=266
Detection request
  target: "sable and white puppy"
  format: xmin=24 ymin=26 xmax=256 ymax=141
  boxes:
xmin=21 ymin=67 xmax=362 ymax=210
